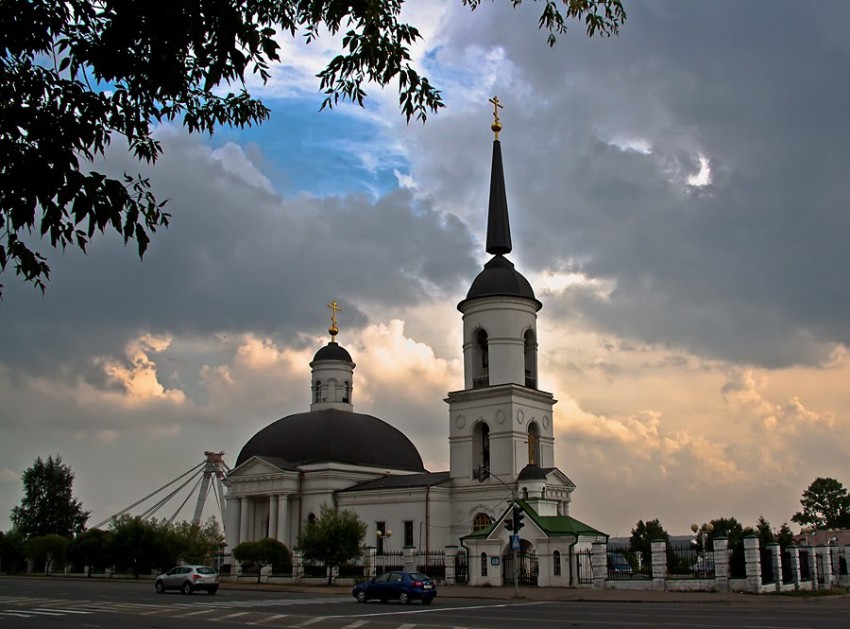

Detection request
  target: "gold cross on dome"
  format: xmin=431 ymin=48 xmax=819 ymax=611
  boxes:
xmin=489 ymin=96 xmax=503 ymax=140
xmin=327 ymin=300 xmax=341 ymax=340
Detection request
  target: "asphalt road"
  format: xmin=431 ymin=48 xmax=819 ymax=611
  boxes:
xmin=0 ymin=577 xmax=847 ymax=629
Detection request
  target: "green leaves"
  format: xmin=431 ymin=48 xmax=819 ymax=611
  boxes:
xmin=0 ymin=0 xmax=626 ymax=297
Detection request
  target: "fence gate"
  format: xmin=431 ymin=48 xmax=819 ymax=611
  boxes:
xmin=454 ymin=551 xmax=468 ymax=584
xmin=502 ymin=552 xmax=538 ymax=586
xmin=576 ymin=548 xmax=593 ymax=585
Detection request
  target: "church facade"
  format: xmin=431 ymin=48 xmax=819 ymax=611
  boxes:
xmin=223 ymin=108 xmax=606 ymax=586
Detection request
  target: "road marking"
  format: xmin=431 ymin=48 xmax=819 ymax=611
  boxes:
xmin=217 ymin=611 xmax=252 ymax=620
xmin=295 ymin=618 xmax=325 ymax=627
xmin=248 ymin=613 xmax=289 ymax=625
xmin=397 ymin=624 xmax=417 ymax=629
xmin=1 ymin=611 xmax=33 ymax=618
xmin=34 ymin=607 xmax=93 ymax=614
xmin=327 ymin=600 xmax=548 ymax=619
xmin=340 ymin=621 xmax=368 ymax=629
xmin=16 ymin=609 xmax=63 ymax=616
xmin=180 ymin=608 xmax=216 ymax=617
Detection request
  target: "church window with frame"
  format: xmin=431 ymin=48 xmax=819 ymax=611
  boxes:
xmin=527 ymin=421 xmax=540 ymax=466
xmin=403 ymin=521 xmax=414 ymax=547
xmin=343 ymin=380 xmax=351 ymax=403
xmin=524 ymin=329 xmax=537 ymax=389
xmin=314 ymin=380 xmax=322 ymax=403
xmin=472 ymin=328 xmax=489 ymax=388
xmin=553 ymin=550 xmax=561 ymax=576
xmin=480 ymin=552 xmax=488 ymax=577
xmin=472 ymin=513 xmax=493 ymax=532
xmin=472 ymin=422 xmax=490 ymax=472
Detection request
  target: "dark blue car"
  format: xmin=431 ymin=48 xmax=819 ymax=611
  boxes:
xmin=352 ymin=570 xmax=437 ymax=604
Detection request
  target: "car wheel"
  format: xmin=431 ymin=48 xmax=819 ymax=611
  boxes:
xmin=181 ymin=581 xmax=193 ymax=595
xmin=356 ymin=590 xmax=367 ymax=603
xmin=422 ymin=597 xmax=433 ymax=605
xmin=398 ymin=591 xmax=410 ymax=605
xmin=155 ymin=580 xmax=165 ymax=594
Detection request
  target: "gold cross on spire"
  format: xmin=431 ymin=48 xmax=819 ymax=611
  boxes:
xmin=327 ymin=300 xmax=341 ymax=341
xmin=489 ymin=96 xmax=503 ymax=140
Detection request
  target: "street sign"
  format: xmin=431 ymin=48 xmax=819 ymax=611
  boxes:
xmin=510 ymin=534 xmax=520 ymax=551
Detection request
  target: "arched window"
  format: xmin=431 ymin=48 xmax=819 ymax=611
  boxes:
xmin=553 ymin=550 xmax=561 ymax=576
xmin=472 ymin=422 xmax=490 ymax=472
xmin=343 ymin=381 xmax=351 ymax=403
xmin=327 ymin=378 xmax=337 ymax=401
xmin=522 ymin=487 xmax=529 ymax=500
xmin=480 ymin=552 xmax=488 ymax=577
xmin=472 ymin=513 xmax=493 ymax=532
xmin=473 ymin=329 xmax=489 ymax=388
xmin=524 ymin=329 xmax=537 ymax=389
xmin=528 ymin=421 xmax=540 ymax=466
xmin=314 ymin=380 xmax=322 ymax=403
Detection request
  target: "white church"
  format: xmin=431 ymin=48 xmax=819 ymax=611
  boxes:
xmin=223 ymin=105 xmax=606 ymax=587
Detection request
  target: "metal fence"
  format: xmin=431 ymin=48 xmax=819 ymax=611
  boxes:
xmin=781 ymin=549 xmax=794 ymax=584
xmin=374 ymin=551 xmax=404 ymax=575
xmin=798 ymin=549 xmax=811 ymax=581
xmin=606 ymin=547 xmax=650 ymax=580
xmin=667 ymin=545 xmax=701 ymax=578
xmin=576 ymin=549 xmax=593 ymax=585
xmin=760 ymin=547 xmax=775 ymax=584
xmin=415 ymin=551 xmax=445 ymax=581
xmin=502 ymin=551 xmax=539 ymax=585
xmin=454 ymin=551 xmax=468 ymax=584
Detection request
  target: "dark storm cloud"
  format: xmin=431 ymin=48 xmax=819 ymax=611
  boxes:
xmin=0 ymin=130 xmax=477 ymax=374
xmin=414 ymin=0 xmax=850 ymax=367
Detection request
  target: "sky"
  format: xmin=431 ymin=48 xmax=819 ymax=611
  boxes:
xmin=2 ymin=0 xmax=850 ymax=538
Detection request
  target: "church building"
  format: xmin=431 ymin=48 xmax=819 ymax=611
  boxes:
xmin=223 ymin=103 xmax=606 ymax=587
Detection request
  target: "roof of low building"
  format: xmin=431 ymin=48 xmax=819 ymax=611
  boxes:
xmin=341 ymin=471 xmax=451 ymax=492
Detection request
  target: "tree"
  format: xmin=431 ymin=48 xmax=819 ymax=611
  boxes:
xmin=297 ymin=503 xmax=366 ymax=584
xmin=0 ymin=0 xmax=625 ymax=297
xmin=709 ymin=517 xmax=746 ymax=576
xmin=791 ymin=477 xmax=850 ymax=530
xmin=0 ymin=529 xmax=27 ymax=574
xmin=109 ymin=515 xmax=177 ymax=577
xmin=755 ymin=515 xmax=774 ymax=547
xmin=67 ymin=528 xmax=113 ymax=576
xmin=628 ymin=518 xmax=669 ymax=569
xmin=10 ymin=455 xmax=89 ymax=539
xmin=232 ymin=538 xmax=291 ymax=583
xmin=172 ymin=517 xmax=225 ymax=565
xmin=26 ymin=534 xmax=70 ymax=575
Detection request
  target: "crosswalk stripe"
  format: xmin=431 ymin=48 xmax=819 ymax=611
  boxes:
xmin=295 ymin=618 xmax=325 ymax=627
xmin=340 ymin=620 xmax=368 ymax=629
xmin=15 ymin=609 xmax=63 ymax=616
xmin=33 ymin=608 xmax=93 ymax=614
xmin=181 ymin=609 xmax=216 ymax=617
xmin=1 ymin=612 xmax=33 ymax=618
xmin=217 ymin=611 xmax=251 ymax=620
xmin=248 ymin=614 xmax=288 ymax=625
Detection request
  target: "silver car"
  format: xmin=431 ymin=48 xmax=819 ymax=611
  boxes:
xmin=155 ymin=565 xmax=219 ymax=595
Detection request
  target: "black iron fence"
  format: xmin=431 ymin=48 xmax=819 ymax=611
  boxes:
xmin=416 ymin=551 xmax=446 ymax=581
xmin=576 ymin=548 xmax=593 ymax=585
xmin=760 ymin=547 xmax=775 ymax=584
xmin=606 ymin=547 xmax=649 ymax=580
xmin=374 ymin=551 xmax=404 ymax=575
xmin=502 ymin=551 xmax=539 ymax=586
xmin=667 ymin=545 xmax=702 ymax=578
xmin=799 ymin=549 xmax=811 ymax=581
xmin=454 ymin=551 xmax=468 ymax=584
xmin=781 ymin=549 xmax=794 ymax=584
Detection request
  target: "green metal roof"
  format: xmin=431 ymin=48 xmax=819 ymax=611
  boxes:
xmin=461 ymin=500 xmax=607 ymax=541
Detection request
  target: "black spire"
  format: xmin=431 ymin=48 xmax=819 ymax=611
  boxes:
xmin=486 ymin=140 xmax=512 ymax=255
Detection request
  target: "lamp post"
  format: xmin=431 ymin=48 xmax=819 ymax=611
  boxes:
xmin=476 ymin=465 xmax=519 ymax=599
xmin=376 ymin=528 xmax=392 ymax=556
xmin=691 ymin=522 xmax=714 ymax=574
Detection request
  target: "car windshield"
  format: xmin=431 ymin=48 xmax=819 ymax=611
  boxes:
xmin=408 ymin=572 xmax=428 ymax=580
xmin=196 ymin=567 xmax=216 ymax=575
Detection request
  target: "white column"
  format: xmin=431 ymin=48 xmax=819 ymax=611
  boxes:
xmin=239 ymin=496 xmax=249 ymax=544
xmin=224 ymin=495 xmax=241 ymax=551
xmin=268 ymin=495 xmax=279 ymax=541
xmin=276 ymin=495 xmax=289 ymax=545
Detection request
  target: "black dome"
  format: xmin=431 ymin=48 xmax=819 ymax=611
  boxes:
xmin=236 ymin=409 xmax=425 ymax=471
xmin=312 ymin=341 xmax=352 ymax=363
xmin=463 ymin=255 xmax=540 ymax=307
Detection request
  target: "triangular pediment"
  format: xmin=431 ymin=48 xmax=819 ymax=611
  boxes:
xmin=227 ymin=455 xmax=292 ymax=478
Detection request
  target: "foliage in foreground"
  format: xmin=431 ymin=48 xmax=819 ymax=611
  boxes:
xmin=0 ymin=1 xmax=626 ymax=297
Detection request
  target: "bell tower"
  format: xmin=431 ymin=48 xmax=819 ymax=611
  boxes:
xmin=447 ymin=99 xmax=557 ymax=495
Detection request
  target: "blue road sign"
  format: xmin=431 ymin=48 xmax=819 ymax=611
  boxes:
xmin=510 ymin=534 xmax=520 ymax=551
